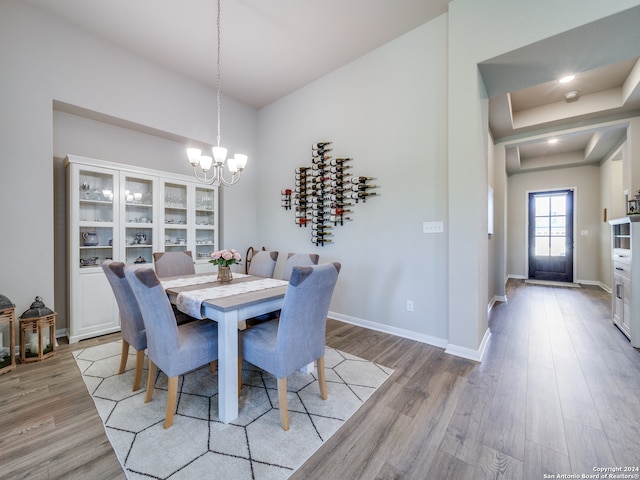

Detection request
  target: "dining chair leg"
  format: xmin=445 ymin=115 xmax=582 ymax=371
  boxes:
xmin=118 ymin=340 xmax=130 ymax=374
xmin=210 ymin=360 xmax=218 ymax=373
xmin=317 ymin=356 xmax=328 ymax=400
xmin=164 ymin=376 xmax=178 ymax=429
xmin=277 ymin=377 xmax=289 ymax=431
xmin=132 ymin=349 xmax=145 ymax=391
xmin=145 ymin=360 xmax=157 ymax=403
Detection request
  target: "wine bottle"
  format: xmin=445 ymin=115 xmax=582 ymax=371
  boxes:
xmin=312 ymin=238 xmax=332 ymax=245
xmin=330 ymin=215 xmax=351 ymax=223
xmin=350 ymin=176 xmax=374 ymax=184
xmin=351 ymin=183 xmax=377 ymax=191
xmin=330 ymin=172 xmax=350 ymax=180
xmin=295 ymin=217 xmax=308 ymax=225
xmin=311 ymin=222 xmax=332 ymax=229
xmin=330 ymin=208 xmax=350 ymax=215
xmin=329 ymin=157 xmax=351 ymax=166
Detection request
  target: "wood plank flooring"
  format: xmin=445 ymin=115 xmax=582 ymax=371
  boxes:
xmin=2 ymin=279 xmax=639 ymax=479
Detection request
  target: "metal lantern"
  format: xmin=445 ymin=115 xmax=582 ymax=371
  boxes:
xmin=19 ymin=296 xmax=57 ymax=363
xmin=0 ymin=294 xmax=16 ymax=375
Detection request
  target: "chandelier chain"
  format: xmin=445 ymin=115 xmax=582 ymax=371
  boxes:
xmin=216 ymin=0 xmax=222 ymax=148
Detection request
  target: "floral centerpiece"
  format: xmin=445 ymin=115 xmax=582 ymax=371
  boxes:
xmin=209 ymin=249 xmax=241 ymax=282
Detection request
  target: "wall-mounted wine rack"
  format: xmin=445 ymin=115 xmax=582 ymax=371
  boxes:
xmin=281 ymin=141 xmax=378 ymax=246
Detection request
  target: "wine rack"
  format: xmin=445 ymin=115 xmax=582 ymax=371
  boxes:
xmin=282 ymin=141 xmax=378 ymax=246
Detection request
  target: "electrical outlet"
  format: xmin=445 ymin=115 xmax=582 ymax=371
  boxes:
xmin=406 ymin=300 xmax=414 ymax=312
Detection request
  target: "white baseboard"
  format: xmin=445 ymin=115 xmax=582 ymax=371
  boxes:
xmin=329 ymin=311 xmax=491 ymax=362
xmin=488 ymin=295 xmax=507 ymax=313
xmin=445 ymin=328 xmax=491 ymax=362
xmin=329 ymin=311 xmax=448 ymax=349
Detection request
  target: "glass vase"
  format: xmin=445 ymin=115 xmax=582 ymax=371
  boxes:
xmin=217 ymin=266 xmax=233 ymax=283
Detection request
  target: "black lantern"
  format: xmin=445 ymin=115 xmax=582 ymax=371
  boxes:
xmin=0 ymin=294 xmax=16 ymax=375
xmin=19 ymin=296 xmax=57 ymax=362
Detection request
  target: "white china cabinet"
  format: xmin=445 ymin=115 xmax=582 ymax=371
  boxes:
xmin=66 ymin=155 xmax=218 ymax=343
xmin=609 ymin=216 xmax=640 ymax=347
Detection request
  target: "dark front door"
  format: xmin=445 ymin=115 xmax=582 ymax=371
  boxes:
xmin=528 ymin=189 xmax=574 ymax=282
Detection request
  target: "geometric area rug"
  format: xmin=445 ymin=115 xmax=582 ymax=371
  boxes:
xmin=73 ymin=341 xmax=393 ymax=480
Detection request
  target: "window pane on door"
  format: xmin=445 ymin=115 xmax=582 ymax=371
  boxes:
xmin=536 ymin=197 xmax=550 ymax=216
xmin=535 ymin=217 xmax=550 ymax=236
xmin=550 ymin=236 xmax=566 ymax=256
xmin=550 ymin=196 xmax=566 ymax=215
xmin=550 ymin=217 xmax=565 ymax=236
xmin=535 ymin=238 xmax=550 ymax=256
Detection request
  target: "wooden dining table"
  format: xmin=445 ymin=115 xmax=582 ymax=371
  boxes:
xmin=162 ymin=272 xmax=288 ymax=423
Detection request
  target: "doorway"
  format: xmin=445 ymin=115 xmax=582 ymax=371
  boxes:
xmin=528 ymin=189 xmax=574 ymax=282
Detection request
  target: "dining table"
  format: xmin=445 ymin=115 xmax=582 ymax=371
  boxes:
xmin=161 ymin=272 xmax=289 ymax=423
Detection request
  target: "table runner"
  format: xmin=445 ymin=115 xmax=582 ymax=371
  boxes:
xmin=160 ymin=273 xmax=249 ymax=289
xmin=170 ymin=277 xmax=289 ymax=318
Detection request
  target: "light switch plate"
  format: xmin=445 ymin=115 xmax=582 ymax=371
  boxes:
xmin=423 ymin=221 xmax=444 ymax=234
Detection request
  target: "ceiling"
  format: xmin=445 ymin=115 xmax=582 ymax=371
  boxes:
xmin=483 ymin=6 xmax=640 ymax=174
xmin=22 ymin=0 xmax=451 ymax=109
xmin=21 ymin=0 xmax=640 ymax=174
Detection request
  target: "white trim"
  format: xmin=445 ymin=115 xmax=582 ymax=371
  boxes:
xmin=508 ymin=274 xmax=526 ymax=280
xmin=329 ymin=312 xmax=494 ymax=362
xmin=328 ymin=312 xmax=448 ymax=349
xmin=445 ymin=328 xmax=492 ymax=362
xmin=488 ymin=295 xmax=507 ymax=313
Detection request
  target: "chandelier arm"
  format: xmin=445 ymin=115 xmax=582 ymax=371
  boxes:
xmin=219 ymin=170 xmax=241 ymax=187
xmin=192 ymin=165 xmax=217 ymax=186
xmin=192 ymin=164 xmax=240 ymax=187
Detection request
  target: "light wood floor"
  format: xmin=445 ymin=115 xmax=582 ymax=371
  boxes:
xmin=2 ymin=280 xmax=639 ymax=479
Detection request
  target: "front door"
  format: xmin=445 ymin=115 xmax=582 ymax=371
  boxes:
xmin=528 ymin=189 xmax=574 ymax=282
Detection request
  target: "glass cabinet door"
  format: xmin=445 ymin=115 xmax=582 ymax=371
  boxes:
xmin=194 ymin=185 xmax=217 ymax=262
xmin=122 ymin=174 xmax=155 ymax=265
xmin=163 ymin=181 xmax=189 ymax=252
xmin=77 ymin=167 xmax=116 ymax=269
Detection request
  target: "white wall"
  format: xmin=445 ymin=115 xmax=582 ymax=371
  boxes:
xmin=0 ymin=0 xmax=258 ymax=329
xmin=256 ymin=17 xmax=451 ymax=344
xmin=506 ymin=165 xmax=601 ymax=282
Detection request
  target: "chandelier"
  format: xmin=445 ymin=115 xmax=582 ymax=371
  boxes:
xmin=187 ymin=0 xmax=247 ymax=186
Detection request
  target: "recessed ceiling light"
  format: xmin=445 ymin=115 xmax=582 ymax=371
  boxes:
xmin=548 ymin=138 xmax=558 ymax=144
xmin=559 ymin=74 xmax=575 ymax=83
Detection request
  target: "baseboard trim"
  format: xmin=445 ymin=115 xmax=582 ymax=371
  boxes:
xmin=329 ymin=311 xmax=448 ymax=349
xmin=445 ymin=328 xmax=491 ymax=362
xmin=488 ymin=295 xmax=507 ymax=313
xmin=329 ymin=312 xmax=492 ymax=362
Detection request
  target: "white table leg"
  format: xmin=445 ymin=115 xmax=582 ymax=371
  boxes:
xmin=217 ymin=309 xmax=239 ymax=423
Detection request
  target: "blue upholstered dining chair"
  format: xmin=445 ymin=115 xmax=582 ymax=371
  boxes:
xmin=153 ymin=251 xmax=196 ymax=325
xmin=124 ymin=266 xmax=219 ymax=429
xmin=102 ymin=260 xmax=147 ymax=392
xmin=247 ymin=250 xmax=279 ymax=278
xmin=240 ymin=262 xmax=341 ymax=430
xmin=153 ymin=251 xmax=195 ymax=278
xmin=281 ymin=253 xmax=320 ymax=281
xmin=247 ymin=253 xmax=321 ymax=328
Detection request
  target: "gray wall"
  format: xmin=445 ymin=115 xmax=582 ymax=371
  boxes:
xmin=257 ymin=16 xmax=451 ymax=344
